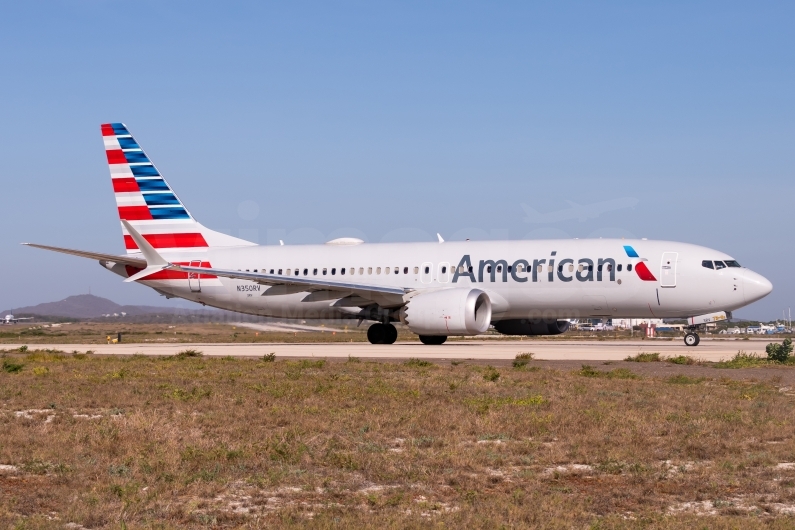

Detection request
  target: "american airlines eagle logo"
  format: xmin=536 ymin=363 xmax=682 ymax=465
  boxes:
xmin=623 ymin=245 xmax=657 ymax=282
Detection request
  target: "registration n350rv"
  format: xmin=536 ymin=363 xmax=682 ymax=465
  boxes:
xmin=25 ymin=123 xmax=773 ymax=346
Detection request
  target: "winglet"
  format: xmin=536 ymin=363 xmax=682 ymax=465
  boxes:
xmin=121 ymin=220 xmax=172 ymax=282
xmin=437 ymin=233 xmax=444 ymax=243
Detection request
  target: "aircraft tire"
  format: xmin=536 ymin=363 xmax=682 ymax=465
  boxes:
xmin=684 ymin=332 xmax=700 ymax=347
xmin=419 ymin=335 xmax=447 ymax=345
xmin=383 ymin=324 xmax=398 ymax=344
xmin=367 ymin=324 xmax=387 ymax=344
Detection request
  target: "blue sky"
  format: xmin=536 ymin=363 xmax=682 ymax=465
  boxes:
xmin=0 ymin=1 xmax=792 ymax=320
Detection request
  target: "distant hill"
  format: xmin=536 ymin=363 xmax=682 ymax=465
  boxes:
xmin=1 ymin=294 xmax=219 ymax=320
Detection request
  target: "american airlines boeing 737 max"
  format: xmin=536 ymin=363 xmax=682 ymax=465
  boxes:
xmin=24 ymin=123 xmax=773 ymax=346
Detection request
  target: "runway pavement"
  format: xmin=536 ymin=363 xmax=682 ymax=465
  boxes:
xmin=3 ymin=338 xmax=771 ymax=362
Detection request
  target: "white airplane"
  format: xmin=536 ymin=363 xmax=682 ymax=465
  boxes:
xmin=24 ymin=123 xmax=773 ymax=347
xmin=2 ymin=315 xmax=33 ymax=325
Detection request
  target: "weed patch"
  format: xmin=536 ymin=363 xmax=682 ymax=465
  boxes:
xmin=715 ymin=351 xmax=769 ymax=369
xmin=262 ymin=352 xmax=276 ymax=362
xmin=766 ymin=338 xmax=793 ymax=364
xmin=404 ymin=358 xmax=433 ymax=368
xmin=175 ymin=349 xmax=203 ymax=359
xmin=2 ymin=359 xmax=24 ymax=373
xmin=667 ymin=374 xmax=706 ymax=385
xmin=483 ymin=366 xmax=500 ymax=382
xmin=624 ymin=352 xmax=661 ymax=362
xmin=577 ymin=365 xmax=638 ymax=379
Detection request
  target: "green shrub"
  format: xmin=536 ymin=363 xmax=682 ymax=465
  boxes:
xmin=175 ymin=349 xmax=203 ymax=359
xmin=668 ymin=355 xmax=696 ymax=365
xmin=262 ymin=352 xmax=276 ymax=362
xmin=766 ymin=338 xmax=793 ymax=364
xmin=18 ymin=345 xmax=28 ymax=353
xmin=483 ymin=366 xmax=500 ymax=382
xmin=624 ymin=352 xmax=661 ymax=362
xmin=2 ymin=359 xmax=24 ymax=373
xmin=513 ymin=352 xmax=534 ymax=368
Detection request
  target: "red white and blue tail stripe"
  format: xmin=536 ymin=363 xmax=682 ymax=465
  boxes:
xmin=102 ymin=123 xmax=254 ymax=254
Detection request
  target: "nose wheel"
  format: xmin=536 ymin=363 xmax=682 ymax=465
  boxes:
xmin=684 ymin=332 xmax=700 ymax=347
xmin=367 ymin=323 xmax=398 ymax=344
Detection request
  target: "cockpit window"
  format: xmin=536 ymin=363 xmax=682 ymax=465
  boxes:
xmin=724 ymin=260 xmax=741 ymax=268
xmin=702 ymin=260 xmax=714 ymax=269
xmin=714 ymin=261 xmax=726 ymax=270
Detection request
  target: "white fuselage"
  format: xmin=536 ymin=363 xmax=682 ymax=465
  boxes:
xmin=106 ymin=238 xmax=772 ymax=323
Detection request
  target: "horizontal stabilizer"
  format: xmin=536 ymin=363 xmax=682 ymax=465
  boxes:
xmin=22 ymin=243 xmax=146 ymax=268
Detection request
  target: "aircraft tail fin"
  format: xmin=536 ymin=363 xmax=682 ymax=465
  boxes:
xmin=101 ymin=123 xmax=255 ymax=254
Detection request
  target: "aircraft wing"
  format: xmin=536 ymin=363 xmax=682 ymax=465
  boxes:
xmin=22 ymin=243 xmax=147 ymax=268
xmin=174 ymin=264 xmax=409 ymax=301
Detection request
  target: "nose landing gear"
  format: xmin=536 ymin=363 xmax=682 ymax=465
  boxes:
xmin=367 ymin=323 xmax=398 ymax=344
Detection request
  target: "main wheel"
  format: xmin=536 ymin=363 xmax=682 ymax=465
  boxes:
xmin=383 ymin=324 xmax=398 ymax=344
xmin=684 ymin=332 xmax=700 ymax=347
xmin=419 ymin=335 xmax=447 ymax=345
xmin=367 ymin=324 xmax=387 ymax=344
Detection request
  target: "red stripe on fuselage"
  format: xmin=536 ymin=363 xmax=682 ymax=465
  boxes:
xmin=123 ymin=233 xmax=209 ymax=250
xmin=634 ymin=261 xmax=657 ymax=281
xmin=124 ymin=262 xmax=217 ymax=281
xmin=118 ymin=206 xmax=153 ymax=220
xmin=112 ymin=177 xmax=140 ymax=193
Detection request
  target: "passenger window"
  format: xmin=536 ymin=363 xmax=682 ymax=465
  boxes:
xmin=714 ymin=261 xmax=726 ymax=270
xmin=313 ymin=268 xmax=317 ymax=275
xmin=331 ymin=268 xmax=337 ymax=275
xmin=340 ymin=268 xmax=345 ymax=275
xmin=414 ymin=267 xmax=419 ymax=274
xmin=578 ymin=264 xmax=583 ymax=272
xmin=508 ymin=265 xmax=512 ymax=273
xmin=597 ymin=264 xmax=602 ymax=272
xmin=368 ymin=267 xmax=373 ymax=274
xmin=424 ymin=266 xmax=429 ymax=274
xmin=627 ymin=264 xmax=632 ymax=271
xmin=377 ymin=267 xmax=382 ymax=274
xmin=269 ymin=269 xmax=275 ymax=274
xmin=516 ymin=264 xmax=524 ymax=272
xmin=404 ymin=267 xmax=408 ymax=274
xmin=468 ymin=266 xmax=473 ymax=273
xmin=588 ymin=265 xmax=593 ymax=272
xmin=441 ymin=266 xmax=447 ymax=274
xmin=617 ymin=264 xmax=622 ymax=272
xmin=725 ymin=260 xmax=741 ymax=268
xmin=359 ymin=267 xmax=364 ymax=275
xmin=350 ymin=268 xmax=354 ymax=275
xmin=385 ymin=267 xmax=390 ymax=274
xmin=253 ymin=269 xmax=257 ymax=273
xmin=278 ymin=269 xmax=283 ymax=275
xmin=702 ymin=260 xmax=714 ymax=269
xmin=487 ymin=265 xmax=492 ymax=273
xmin=537 ymin=265 xmax=542 ymax=273
xmin=548 ymin=265 xmax=553 ymax=272
xmin=322 ymin=268 xmax=327 ymax=275
xmin=607 ymin=264 xmax=612 ymax=272
xmin=496 ymin=265 xmax=501 ymax=273
xmin=394 ymin=266 xmax=399 ymax=274
xmin=558 ymin=264 xmax=563 ymax=272
xmin=286 ymin=269 xmax=291 ymax=275
xmin=294 ymin=269 xmax=299 ymax=276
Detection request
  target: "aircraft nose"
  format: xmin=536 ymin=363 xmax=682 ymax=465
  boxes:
xmin=743 ymin=270 xmax=773 ymax=304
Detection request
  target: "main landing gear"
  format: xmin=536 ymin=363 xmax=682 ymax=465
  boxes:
xmin=367 ymin=323 xmax=398 ymax=345
xmin=684 ymin=331 xmax=700 ymax=347
xmin=419 ymin=335 xmax=447 ymax=345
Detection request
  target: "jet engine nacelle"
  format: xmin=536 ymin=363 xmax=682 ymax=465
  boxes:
xmin=400 ymin=288 xmax=492 ymax=336
xmin=493 ymin=319 xmax=571 ymax=336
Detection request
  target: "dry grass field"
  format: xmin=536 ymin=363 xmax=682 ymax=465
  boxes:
xmin=2 ymin=349 xmax=795 ymax=528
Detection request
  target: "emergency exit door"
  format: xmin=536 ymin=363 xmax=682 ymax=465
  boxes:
xmin=660 ymin=252 xmax=677 ymax=288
